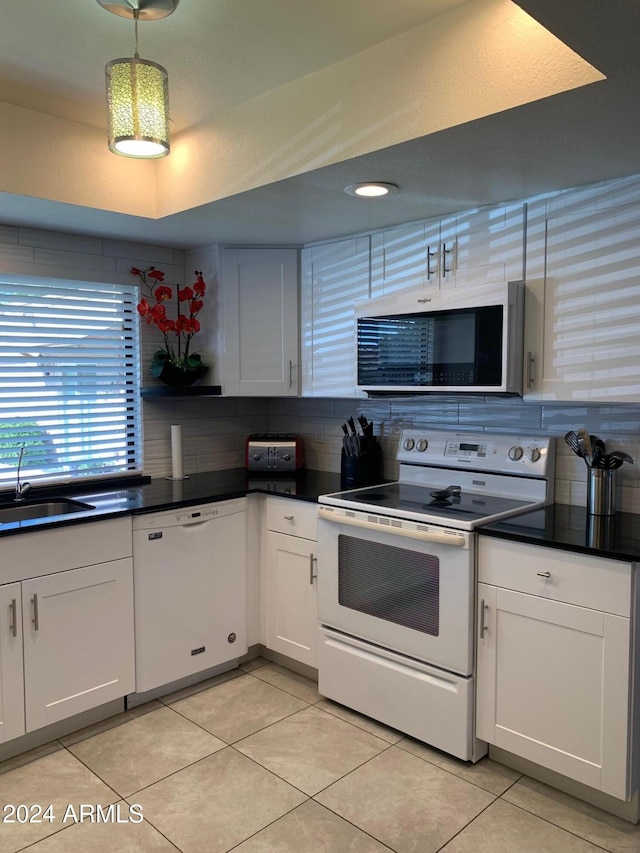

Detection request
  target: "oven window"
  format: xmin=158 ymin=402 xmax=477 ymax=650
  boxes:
xmin=337 ymin=535 xmax=439 ymax=635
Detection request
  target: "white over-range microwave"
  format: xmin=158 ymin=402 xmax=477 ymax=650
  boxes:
xmin=356 ymin=280 xmax=525 ymax=395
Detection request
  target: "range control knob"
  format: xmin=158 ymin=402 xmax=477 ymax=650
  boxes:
xmin=416 ymin=438 xmax=429 ymax=452
xmin=508 ymin=445 xmax=523 ymax=461
xmin=403 ymin=437 xmax=415 ymax=451
xmin=526 ymin=446 xmax=541 ymax=463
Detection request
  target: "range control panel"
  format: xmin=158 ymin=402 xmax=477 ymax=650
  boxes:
xmin=396 ymin=429 xmax=553 ymax=477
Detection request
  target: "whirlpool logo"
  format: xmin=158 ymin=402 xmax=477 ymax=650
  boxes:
xmin=416 ymin=297 xmax=432 ymax=304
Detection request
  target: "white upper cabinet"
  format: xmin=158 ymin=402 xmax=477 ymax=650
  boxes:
xmin=222 ymin=248 xmax=299 ymax=396
xmin=441 ymin=203 xmax=525 ymax=289
xmin=370 ymin=219 xmax=442 ymax=297
xmin=370 ymin=203 xmax=525 ymax=298
xmin=524 ymin=176 xmax=640 ymax=401
xmin=301 ymin=237 xmax=371 ymax=398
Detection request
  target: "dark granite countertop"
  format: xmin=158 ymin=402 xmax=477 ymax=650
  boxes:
xmin=0 ymin=468 xmax=343 ymax=537
xmin=478 ymin=503 xmax=640 ymax=563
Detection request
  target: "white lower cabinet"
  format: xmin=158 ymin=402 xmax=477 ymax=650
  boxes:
xmin=0 ymin=517 xmax=135 ymax=743
xmin=22 ymin=560 xmax=135 ymax=731
xmin=263 ymin=497 xmax=318 ymax=668
xmin=0 ymin=583 xmax=25 ymax=742
xmin=477 ymin=537 xmax=633 ymax=800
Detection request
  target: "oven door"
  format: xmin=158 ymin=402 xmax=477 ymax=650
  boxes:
xmin=317 ymin=507 xmax=474 ymax=676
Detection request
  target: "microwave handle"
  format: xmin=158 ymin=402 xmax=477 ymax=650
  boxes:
xmin=318 ymin=507 xmax=466 ymax=547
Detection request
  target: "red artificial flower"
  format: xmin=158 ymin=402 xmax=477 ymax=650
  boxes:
xmin=175 ymin=314 xmax=190 ymax=332
xmin=154 ymin=285 xmax=172 ymax=302
xmin=157 ymin=318 xmax=177 ymax=334
xmin=193 ymin=273 xmax=206 ymax=297
xmin=149 ymin=303 xmax=167 ymax=322
xmin=132 ymin=266 xmax=207 ymax=367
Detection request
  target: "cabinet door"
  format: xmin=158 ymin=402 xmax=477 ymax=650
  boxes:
xmin=0 ymin=583 xmax=25 ymax=743
xmin=476 ymin=583 xmax=630 ymax=799
xmin=533 ymin=200 xmax=640 ymax=401
xmin=22 ymin=559 xmax=135 ymax=732
xmin=222 ymin=248 xmax=299 ymax=396
xmin=370 ymin=219 xmax=441 ymax=297
xmin=301 ymin=237 xmax=370 ymax=397
xmin=441 ymin=203 xmax=525 ymax=289
xmin=264 ymin=531 xmax=318 ymax=668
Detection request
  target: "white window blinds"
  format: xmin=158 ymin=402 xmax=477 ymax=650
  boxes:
xmin=0 ymin=276 xmax=142 ymax=487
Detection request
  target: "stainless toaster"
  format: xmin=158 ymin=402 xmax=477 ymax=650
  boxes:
xmin=246 ymin=434 xmax=304 ymax=473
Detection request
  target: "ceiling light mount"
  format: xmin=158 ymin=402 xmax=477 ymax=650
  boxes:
xmin=99 ymin=0 xmax=174 ymax=158
xmin=344 ymin=182 xmax=399 ymax=198
xmin=96 ymin=0 xmax=179 ymax=21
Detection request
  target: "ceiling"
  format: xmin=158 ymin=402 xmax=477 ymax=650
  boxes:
xmin=1 ymin=0 xmax=640 ymax=248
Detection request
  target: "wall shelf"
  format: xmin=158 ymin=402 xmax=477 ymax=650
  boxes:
xmin=140 ymin=385 xmax=222 ymax=398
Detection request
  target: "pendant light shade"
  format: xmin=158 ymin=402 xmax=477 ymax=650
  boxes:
xmin=99 ymin=0 xmax=178 ymax=158
xmin=106 ymin=56 xmax=169 ymax=158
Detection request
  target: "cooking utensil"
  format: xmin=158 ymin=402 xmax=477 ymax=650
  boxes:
xmin=564 ymin=431 xmax=588 ymax=465
xmin=577 ymin=429 xmax=593 ymax=466
xmin=591 ymin=437 xmax=605 ymax=467
xmin=610 ymin=450 xmax=634 ymax=465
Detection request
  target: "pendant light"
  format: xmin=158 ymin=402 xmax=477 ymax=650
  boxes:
xmin=98 ymin=0 xmax=178 ymax=159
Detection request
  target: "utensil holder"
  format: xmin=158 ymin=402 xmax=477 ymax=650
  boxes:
xmin=341 ymin=441 xmax=383 ymax=490
xmin=587 ymin=468 xmax=617 ymax=516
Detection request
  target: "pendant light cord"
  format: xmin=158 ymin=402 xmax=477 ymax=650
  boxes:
xmin=133 ymin=9 xmax=139 ymax=59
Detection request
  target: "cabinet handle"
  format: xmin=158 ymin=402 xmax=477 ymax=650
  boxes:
xmin=309 ymin=553 xmax=317 ymax=585
xmin=31 ymin=593 xmax=39 ymax=631
xmin=10 ymin=598 xmax=17 ymax=638
xmin=537 ymin=571 xmax=551 ymax=578
xmin=441 ymin=241 xmax=454 ymax=276
xmin=288 ymin=360 xmax=293 ymax=389
xmin=480 ymin=598 xmax=488 ymax=638
xmin=526 ymin=352 xmax=535 ymax=388
xmin=426 ymin=245 xmax=437 ymax=279
xmin=284 ymin=515 xmax=294 ymax=521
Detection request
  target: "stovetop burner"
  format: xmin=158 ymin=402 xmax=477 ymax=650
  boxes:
xmin=320 ymin=429 xmax=554 ymax=530
xmin=333 ymin=481 xmax=535 ymax=526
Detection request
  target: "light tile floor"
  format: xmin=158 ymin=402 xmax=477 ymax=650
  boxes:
xmin=2 ymin=657 xmax=640 ymax=852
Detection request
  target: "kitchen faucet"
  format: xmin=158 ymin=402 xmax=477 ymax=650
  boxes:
xmin=15 ymin=444 xmax=32 ymax=502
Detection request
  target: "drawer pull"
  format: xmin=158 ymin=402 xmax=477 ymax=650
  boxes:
xmin=537 ymin=571 xmax=551 ymax=578
xmin=284 ymin=515 xmax=294 ymax=521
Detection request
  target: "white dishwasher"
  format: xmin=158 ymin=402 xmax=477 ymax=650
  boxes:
xmin=132 ymin=499 xmax=247 ymax=693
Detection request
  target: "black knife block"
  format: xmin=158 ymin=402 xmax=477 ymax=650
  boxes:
xmin=340 ymin=439 xmax=383 ymax=490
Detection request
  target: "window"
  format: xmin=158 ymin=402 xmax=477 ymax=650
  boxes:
xmin=0 ymin=276 xmax=142 ymax=488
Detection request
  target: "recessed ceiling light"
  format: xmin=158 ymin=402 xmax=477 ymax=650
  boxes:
xmin=344 ymin=182 xmax=399 ymax=198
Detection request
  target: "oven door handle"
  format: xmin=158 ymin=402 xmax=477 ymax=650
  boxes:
xmin=318 ymin=507 xmax=466 ymax=547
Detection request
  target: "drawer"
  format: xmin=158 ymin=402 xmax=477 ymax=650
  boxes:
xmin=477 ymin=537 xmax=632 ymax=617
xmin=266 ymin=496 xmax=317 ymax=540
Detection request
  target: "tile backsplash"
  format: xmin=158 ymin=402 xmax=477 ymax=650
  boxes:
xmin=266 ymin=396 xmax=640 ymax=513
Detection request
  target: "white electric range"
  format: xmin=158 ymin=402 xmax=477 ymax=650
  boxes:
xmin=316 ymin=429 xmax=554 ymax=762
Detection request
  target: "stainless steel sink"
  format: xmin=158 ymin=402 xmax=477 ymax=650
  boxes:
xmin=0 ymin=498 xmax=95 ymax=524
